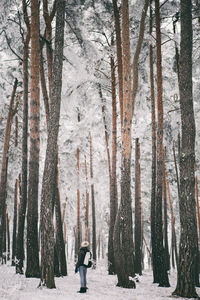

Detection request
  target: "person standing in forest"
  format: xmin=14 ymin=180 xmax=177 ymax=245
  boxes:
xmin=75 ymin=241 xmax=92 ymax=293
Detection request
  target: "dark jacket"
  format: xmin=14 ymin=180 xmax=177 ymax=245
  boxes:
xmin=75 ymin=247 xmax=90 ymax=270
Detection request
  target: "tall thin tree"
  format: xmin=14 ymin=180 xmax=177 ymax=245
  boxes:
xmin=108 ymin=44 xmax=118 ymax=275
xmin=12 ymin=179 xmax=18 ymax=266
xmin=26 ymin=0 xmax=40 ymax=278
xmin=16 ymin=0 xmax=30 ymax=274
xmin=173 ymin=0 xmax=199 ymax=297
xmin=40 ymin=0 xmax=65 ymax=288
xmin=0 ymin=79 xmax=18 ymax=259
xmin=149 ymin=0 xmax=157 ymax=283
xmin=134 ymin=138 xmax=142 ymax=275
xmin=114 ymin=0 xmax=148 ymax=287
xmin=89 ymin=132 xmax=96 ymax=266
xmin=154 ymin=0 xmax=169 ymax=287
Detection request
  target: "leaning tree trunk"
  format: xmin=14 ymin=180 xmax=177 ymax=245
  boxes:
xmin=154 ymin=0 xmax=169 ymax=287
xmin=173 ymin=0 xmax=199 ymax=297
xmin=40 ymin=0 xmax=65 ymax=288
xmin=0 ymin=79 xmax=18 ymax=259
xmin=16 ymin=0 xmax=30 ymax=275
xmin=26 ymin=0 xmax=40 ymax=278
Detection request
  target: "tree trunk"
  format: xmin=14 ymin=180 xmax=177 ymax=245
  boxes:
xmin=40 ymin=0 xmax=57 ymax=126
xmin=172 ymin=141 xmax=181 ymax=202
xmin=40 ymin=0 xmax=65 ymax=288
xmin=12 ymin=179 xmax=18 ymax=266
xmin=119 ymin=0 xmax=134 ymax=284
xmin=134 ymin=138 xmax=142 ymax=275
xmin=112 ymin=0 xmax=123 ymax=128
xmin=154 ymin=0 xmax=169 ymax=287
xmin=173 ymin=0 xmax=199 ymax=297
xmin=76 ymin=113 xmax=81 ymax=255
xmin=43 ymin=0 xmax=56 ymax=97
xmin=0 ymin=79 xmax=18 ymax=259
xmin=6 ymin=213 xmax=10 ymax=261
xmin=114 ymin=0 xmax=148 ymax=288
xmin=165 ymin=172 xmax=178 ymax=268
xmin=131 ymin=0 xmax=149 ymax=115
xmin=149 ymin=0 xmax=157 ymax=284
xmin=55 ymin=175 xmax=67 ymax=276
xmin=26 ymin=0 xmax=40 ymax=278
xmin=2 ymin=205 xmax=7 ymax=264
xmin=40 ymin=47 xmax=50 ymax=127
xmin=163 ymin=149 xmax=170 ymax=271
xmin=108 ymin=50 xmax=118 ymax=275
xmin=90 ymin=132 xmax=96 ymax=266
xmin=84 ymin=155 xmax=89 ymax=242
xmin=195 ymin=170 xmax=200 ymax=251
xmin=16 ymin=0 xmax=30 ymax=274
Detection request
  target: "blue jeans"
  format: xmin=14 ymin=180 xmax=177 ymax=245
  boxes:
xmin=79 ymin=266 xmax=87 ymax=287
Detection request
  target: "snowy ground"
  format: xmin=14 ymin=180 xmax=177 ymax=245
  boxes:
xmin=1 ymin=260 xmax=200 ymax=300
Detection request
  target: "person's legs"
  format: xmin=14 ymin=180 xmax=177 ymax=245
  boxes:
xmin=79 ymin=266 xmax=85 ymax=287
xmin=78 ymin=266 xmax=87 ymax=293
xmin=83 ymin=267 xmax=87 ymax=287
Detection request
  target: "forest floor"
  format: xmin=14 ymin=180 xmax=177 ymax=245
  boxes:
xmin=0 ymin=260 xmax=200 ymax=300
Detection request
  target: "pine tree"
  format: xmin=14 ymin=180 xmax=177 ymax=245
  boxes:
xmin=16 ymin=0 xmax=30 ymax=274
xmin=0 ymin=79 xmax=18 ymax=260
xmin=173 ymin=0 xmax=199 ymax=297
xmin=40 ymin=0 xmax=65 ymax=288
xmin=154 ymin=0 xmax=169 ymax=287
xmin=26 ymin=0 xmax=40 ymax=278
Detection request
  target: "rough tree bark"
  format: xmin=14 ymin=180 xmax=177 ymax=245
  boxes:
xmin=163 ymin=149 xmax=170 ymax=271
xmin=40 ymin=0 xmax=65 ymax=288
xmin=112 ymin=0 xmax=123 ymax=127
xmin=6 ymin=213 xmax=10 ymax=261
xmin=26 ymin=0 xmax=40 ymax=278
xmin=118 ymin=0 xmax=134 ymax=285
xmin=0 ymin=79 xmax=18 ymax=259
xmin=154 ymin=0 xmax=169 ymax=287
xmin=55 ymin=172 xmax=67 ymax=276
xmin=173 ymin=0 xmax=199 ymax=297
xmin=165 ymin=171 xmax=178 ymax=268
xmin=149 ymin=0 xmax=157 ymax=283
xmin=134 ymin=138 xmax=142 ymax=275
xmin=114 ymin=0 xmax=148 ymax=288
xmin=12 ymin=179 xmax=18 ymax=266
xmin=108 ymin=48 xmax=118 ymax=275
xmin=16 ymin=0 xmax=30 ymax=275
